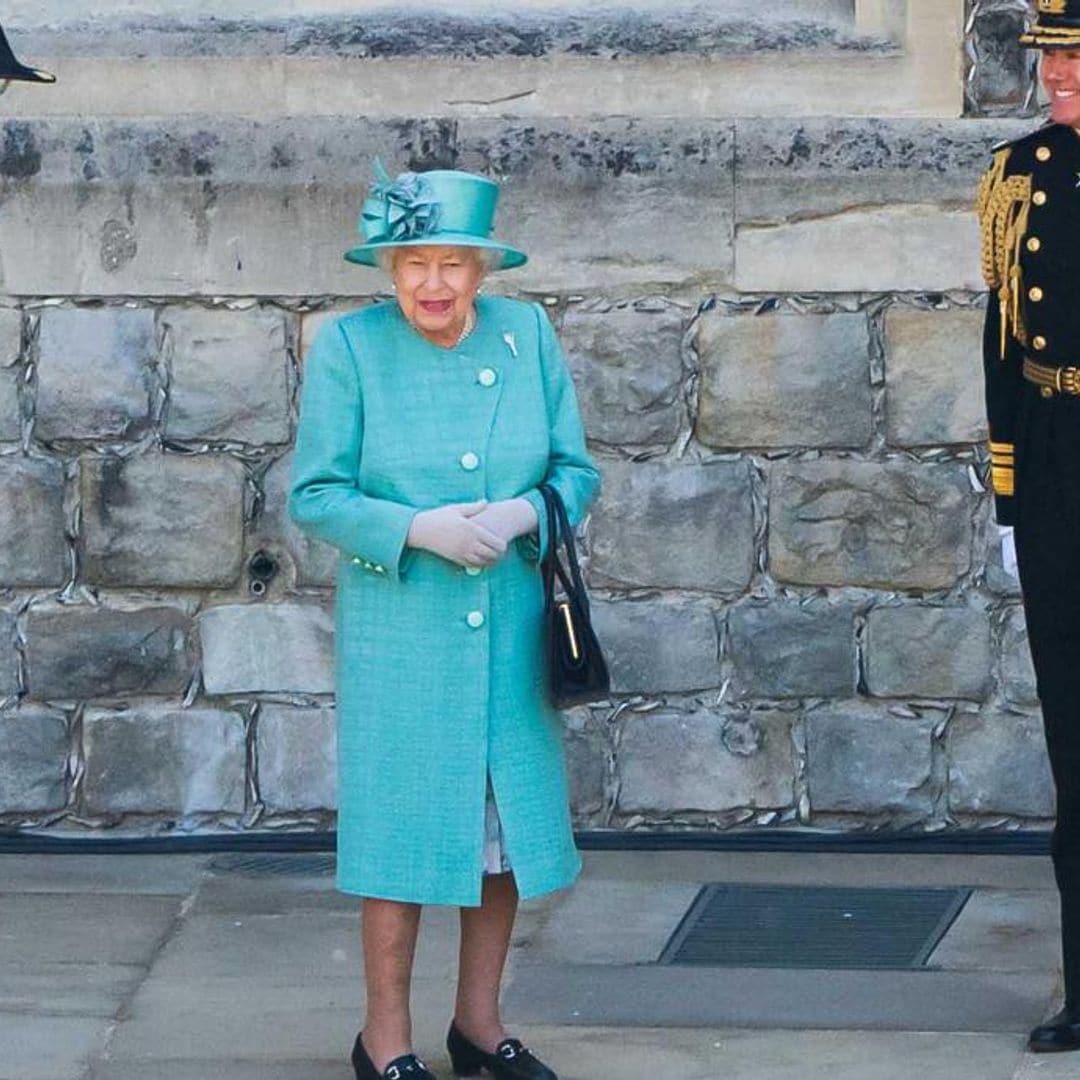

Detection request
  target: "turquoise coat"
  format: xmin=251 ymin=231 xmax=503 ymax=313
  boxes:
xmin=288 ymin=296 xmax=600 ymax=906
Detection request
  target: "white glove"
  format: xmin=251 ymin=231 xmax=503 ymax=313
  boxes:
xmin=407 ymin=500 xmax=507 ymax=568
xmin=999 ymin=525 xmax=1018 ymax=579
xmin=470 ymin=498 xmax=538 ymax=544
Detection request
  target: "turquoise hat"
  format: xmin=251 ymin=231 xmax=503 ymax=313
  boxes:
xmin=345 ymin=162 xmax=527 ymax=270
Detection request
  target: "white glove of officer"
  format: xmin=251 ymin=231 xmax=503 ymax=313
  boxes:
xmin=999 ymin=525 xmax=1018 ymax=580
xmin=471 ymin=497 xmax=538 ymax=544
xmin=407 ymin=500 xmax=507 ymax=568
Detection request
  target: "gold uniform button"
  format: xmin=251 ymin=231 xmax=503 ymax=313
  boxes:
xmin=1042 ymin=386 xmax=1054 ymax=399
xmin=1034 ymin=335 xmax=1048 ymax=350
xmin=1037 ymin=146 xmax=1052 ymax=162
xmin=1029 ymin=286 xmax=1044 ymax=302
xmin=1028 ymin=237 xmax=1042 ymax=252
xmin=1034 ymin=190 xmax=1048 ymax=206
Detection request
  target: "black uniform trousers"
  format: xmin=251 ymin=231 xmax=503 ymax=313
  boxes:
xmin=1014 ymin=380 xmax=1080 ymax=1008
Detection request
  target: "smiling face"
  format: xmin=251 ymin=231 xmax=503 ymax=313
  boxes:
xmin=390 ymin=245 xmax=486 ymax=348
xmin=1041 ymin=48 xmax=1080 ymax=127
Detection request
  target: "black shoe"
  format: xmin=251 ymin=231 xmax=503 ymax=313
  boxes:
xmin=447 ymin=1022 xmax=557 ymax=1079
xmin=1029 ymin=1007 xmax=1080 ymax=1053
xmin=352 ymin=1033 xmax=438 ymax=1080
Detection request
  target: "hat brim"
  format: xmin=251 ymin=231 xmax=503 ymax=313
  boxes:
xmin=344 ymin=233 xmax=527 ymax=271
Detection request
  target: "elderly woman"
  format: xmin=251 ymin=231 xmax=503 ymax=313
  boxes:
xmin=288 ymin=165 xmax=599 ymax=1080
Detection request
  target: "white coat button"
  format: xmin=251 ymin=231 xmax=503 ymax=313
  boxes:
xmin=466 ymin=610 xmax=485 ymax=628
xmin=460 ymin=451 xmax=479 ymax=471
xmin=478 ymin=368 xmax=497 ymax=387
xmin=465 ymin=566 xmax=482 ymax=576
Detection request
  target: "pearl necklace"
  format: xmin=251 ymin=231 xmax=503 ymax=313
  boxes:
xmin=455 ymin=307 xmax=477 ymax=347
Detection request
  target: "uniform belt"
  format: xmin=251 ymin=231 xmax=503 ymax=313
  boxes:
xmin=1023 ymin=357 xmax=1080 ymax=396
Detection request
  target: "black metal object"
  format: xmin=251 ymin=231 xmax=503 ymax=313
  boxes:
xmin=208 ymin=852 xmax=335 ymax=876
xmin=659 ymin=883 xmax=971 ymax=970
xmin=0 ymin=24 xmax=55 ymax=84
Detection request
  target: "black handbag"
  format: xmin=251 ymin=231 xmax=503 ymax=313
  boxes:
xmin=538 ymin=484 xmax=610 ymax=709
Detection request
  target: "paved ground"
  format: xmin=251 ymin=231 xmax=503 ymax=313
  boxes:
xmin=1 ymin=847 xmax=1076 ymax=1079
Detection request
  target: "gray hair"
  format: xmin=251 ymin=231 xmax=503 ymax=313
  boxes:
xmin=376 ymin=246 xmax=502 ymax=276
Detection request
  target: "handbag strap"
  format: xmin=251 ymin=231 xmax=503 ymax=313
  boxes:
xmin=538 ymin=485 xmax=590 ymax=615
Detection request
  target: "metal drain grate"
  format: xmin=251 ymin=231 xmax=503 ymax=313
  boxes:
xmin=208 ymin=853 xmax=336 ymax=877
xmin=659 ymin=884 xmax=970 ymax=970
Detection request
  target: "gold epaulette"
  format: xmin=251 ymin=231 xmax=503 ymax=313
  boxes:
xmin=976 ymin=146 xmax=1032 ymax=359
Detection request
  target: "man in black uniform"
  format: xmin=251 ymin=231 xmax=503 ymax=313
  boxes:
xmin=980 ymin=0 xmax=1080 ymax=1053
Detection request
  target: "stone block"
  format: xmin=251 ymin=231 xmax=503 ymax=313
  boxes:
xmin=865 ymin=606 xmax=992 ymax=701
xmin=80 ymin=452 xmax=245 ymax=587
xmin=1000 ymin=605 xmax=1038 ymax=706
xmin=458 ymin=119 xmax=736 ymax=291
xmin=35 ymin=307 xmax=155 ymax=441
xmin=563 ymin=708 xmax=608 ymax=820
xmin=728 ymin=602 xmax=854 ymax=699
xmin=736 ymin=119 xmax=1010 ymax=225
xmin=0 ymin=705 xmax=68 ymax=813
xmin=0 ymin=308 xmax=22 ymax=442
xmin=948 ymin=711 xmax=1053 ymax=819
xmin=590 ymin=458 xmax=755 ymax=592
xmin=199 ymin=602 xmax=334 ymax=695
xmin=806 ymin=703 xmax=935 ymax=816
xmin=769 ymin=459 xmax=973 ymax=591
xmin=24 ymin=603 xmax=197 ymax=701
xmin=590 ymin=597 xmax=720 ymax=694
xmin=559 ymin=306 xmax=685 ymax=446
xmin=256 ymin=705 xmax=336 ymax=813
xmin=737 ymin=208 xmax=982 ymax=293
xmin=696 ymin=311 xmax=872 ymax=449
xmin=162 ymin=306 xmax=292 ymax=444
xmin=0 ymin=611 xmax=16 ymax=699
xmin=82 ymin=706 xmax=245 ymax=815
xmin=884 ymin=306 xmax=987 ymax=447
xmin=256 ymin=451 xmax=337 ymax=587
xmin=0 ymin=456 xmax=68 ymax=588
xmin=617 ymin=709 xmax=795 ymax=814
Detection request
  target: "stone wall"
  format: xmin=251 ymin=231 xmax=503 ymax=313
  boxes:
xmin=0 ymin=1 xmax=1057 ymax=838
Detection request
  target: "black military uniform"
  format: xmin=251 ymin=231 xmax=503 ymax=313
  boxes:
xmin=0 ymin=22 xmax=54 ymax=85
xmin=980 ymin=0 xmax=1080 ymax=1054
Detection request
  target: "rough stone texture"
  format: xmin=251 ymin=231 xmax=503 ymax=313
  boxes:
xmin=0 ymin=308 xmax=22 ymax=442
xmin=0 ymin=611 xmax=16 ymax=700
xmin=736 ymin=119 xmax=1008 ymax=225
xmin=728 ymin=602 xmax=855 ymax=700
xmin=559 ymin=306 xmax=685 ymax=446
xmin=199 ymin=603 xmax=334 ymax=695
xmin=162 ymin=306 xmax=292 ymax=444
xmin=82 ymin=706 xmax=245 ymax=815
xmin=458 ymin=119 xmax=736 ymax=291
xmin=590 ymin=458 xmax=755 ymax=592
xmin=563 ymin=708 xmax=608 ymax=820
xmin=967 ymin=7 xmax=1034 ymax=116
xmin=24 ymin=603 xmax=198 ymax=702
xmin=865 ymin=606 xmax=993 ymax=701
xmin=256 ymin=451 xmax=337 ymax=588
xmin=806 ymin=703 xmax=936 ymax=816
xmin=1000 ymin=605 xmax=1038 ymax=706
xmin=696 ymin=311 xmax=872 ymax=449
xmin=948 ymin=710 xmax=1054 ymax=819
xmin=0 ymin=456 xmax=68 ymax=587
xmin=80 ymin=453 xmax=246 ymax=587
xmin=617 ymin=709 xmax=796 ymax=814
xmin=591 ymin=597 xmax=719 ymax=694
xmin=0 ymin=705 xmax=68 ymax=813
xmin=769 ymin=459 xmax=974 ymax=590
xmin=256 ymin=705 xmax=335 ymax=813
xmin=884 ymin=306 xmax=988 ymax=447
xmin=35 ymin=307 xmax=155 ymax=441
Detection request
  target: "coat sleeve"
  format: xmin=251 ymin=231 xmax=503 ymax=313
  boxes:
xmin=982 ymin=284 xmax=1023 ymax=527
xmin=517 ymin=303 xmax=601 ymax=561
xmin=288 ymin=318 xmax=419 ymax=577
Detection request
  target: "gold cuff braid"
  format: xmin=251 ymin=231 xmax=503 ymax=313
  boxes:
xmin=976 ymin=147 xmax=1032 ymax=359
